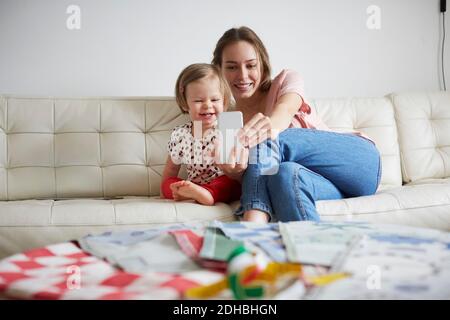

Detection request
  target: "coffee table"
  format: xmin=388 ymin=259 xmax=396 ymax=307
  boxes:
xmin=0 ymin=221 xmax=449 ymax=300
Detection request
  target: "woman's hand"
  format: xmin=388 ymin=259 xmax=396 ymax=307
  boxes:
xmin=213 ymin=140 xmax=249 ymax=182
xmin=238 ymin=113 xmax=279 ymax=149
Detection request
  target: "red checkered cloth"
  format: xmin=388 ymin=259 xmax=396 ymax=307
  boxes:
xmin=0 ymin=242 xmax=221 ymax=300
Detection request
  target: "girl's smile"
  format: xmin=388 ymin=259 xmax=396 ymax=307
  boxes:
xmin=184 ymin=76 xmax=224 ymax=131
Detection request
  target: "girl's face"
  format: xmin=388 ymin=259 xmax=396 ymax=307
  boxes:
xmin=221 ymin=41 xmax=262 ymax=101
xmin=185 ymin=75 xmax=224 ymax=130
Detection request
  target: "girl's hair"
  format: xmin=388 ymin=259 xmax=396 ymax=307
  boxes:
xmin=175 ymin=63 xmax=231 ymax=113
xmin=212 ymin=26 xmax=272 ymax=92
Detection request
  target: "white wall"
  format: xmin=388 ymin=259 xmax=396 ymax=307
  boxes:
xmin=0 ymin=0 xmax=448 ymax=98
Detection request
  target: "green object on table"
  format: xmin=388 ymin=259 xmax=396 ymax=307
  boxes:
xmin=199 ymin=228 xmax=243 ymax=261
xmin=228 ymin=273 xmax=265 ymax=300
xmin=226 ymin=245 xmax=265 ymax=300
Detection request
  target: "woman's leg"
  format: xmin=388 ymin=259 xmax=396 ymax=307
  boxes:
xmin=235 ymin=147 xmax=274 ymax=221
xmin=236 ymin=128 xmax=381 ymax=222
xmin=276 ymin=128 xmax=382 ymax=197
xmin=266 ymin=162 xmax=344 ymax=221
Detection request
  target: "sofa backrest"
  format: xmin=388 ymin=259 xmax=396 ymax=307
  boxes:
xmin=310 ymin=97 xmax=402 ymax=191
xmin=389 ymin=91 xmax=450 ymax=183
xmin=0 ymin=95 xmax=402 ymax=201
xmin=0 ymin=96 xmax=189 ymax=200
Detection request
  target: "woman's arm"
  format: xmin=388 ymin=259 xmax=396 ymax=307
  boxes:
xmin=240 ymin=93 xmax=302 ymax=148
xmin=213 ymin=94 xmax=301 ymax=176
xmin=268 ymin=93 xmax=303 ymax=132
xmin=160 ymin=156 xmax=181 ymax=198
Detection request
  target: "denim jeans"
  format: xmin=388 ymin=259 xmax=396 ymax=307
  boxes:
xmin=235 ymin=128 xmax=382 ymax=222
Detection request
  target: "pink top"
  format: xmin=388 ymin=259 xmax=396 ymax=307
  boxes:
xmin=265 ymin=69 xmax=373 ymax=142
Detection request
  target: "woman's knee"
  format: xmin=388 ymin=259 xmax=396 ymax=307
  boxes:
xmin=248 ymin=139 xmax=282 ymax=176
xmin=355 ymin=156 xmax=382 ymax=196
xmin=266 ymin=162 xmax=320 ymax=222
xmin=352 ymin=145 xmax=382 ymax=196
xmin=266 ymin=162 xmax=300 ymax=188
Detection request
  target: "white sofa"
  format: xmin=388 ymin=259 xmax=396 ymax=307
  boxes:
xmin=0 ymin=92 xmax=449 ymax=258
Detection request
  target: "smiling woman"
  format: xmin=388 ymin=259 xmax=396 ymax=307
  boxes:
xmin=211 ymin=26 xmax=382 ymax=223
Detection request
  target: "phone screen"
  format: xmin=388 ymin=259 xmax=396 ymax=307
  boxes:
xmin=217 ymin=112 xmax=243 ymax=164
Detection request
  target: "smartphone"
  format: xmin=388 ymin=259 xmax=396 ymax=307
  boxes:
xmin=217 ymin=111 xmax=243 ymax=164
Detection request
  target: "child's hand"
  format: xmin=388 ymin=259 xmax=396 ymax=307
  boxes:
xmin=213 ymin=140 xmax=249 ymax=181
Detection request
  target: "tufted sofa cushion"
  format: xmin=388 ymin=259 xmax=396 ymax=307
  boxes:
xmin=0 ymin=96 xmax=190 ymax=200
xmin=389 ymin=92 xmax=450 ymax=183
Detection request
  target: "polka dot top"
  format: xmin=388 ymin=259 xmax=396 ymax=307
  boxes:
xmin=167 ymin=122 xmax=223 ymax=184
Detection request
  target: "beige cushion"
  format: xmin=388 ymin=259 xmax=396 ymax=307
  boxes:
xmin=0 ymin=96 xmax=189 ymax=200
xmin=0 ymin=197 xmax=237 ymax=258
xmin=390 ymin=91 xmax=450 ymax=183
xmin=0 ymin=197 xmax=236 ymax=227
xmin=317 ymin=182 xmax=450 ymax=230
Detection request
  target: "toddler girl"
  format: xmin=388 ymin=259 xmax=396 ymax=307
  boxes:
xmin=160 ymin=63 xmax=241 ymax=205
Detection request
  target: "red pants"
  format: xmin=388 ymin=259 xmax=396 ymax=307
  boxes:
xmin=161 ymin=175 xmax=241 ymax=204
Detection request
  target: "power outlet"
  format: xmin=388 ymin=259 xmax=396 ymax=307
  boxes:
xmin=441 ymin=0 xmax=447 ymax=13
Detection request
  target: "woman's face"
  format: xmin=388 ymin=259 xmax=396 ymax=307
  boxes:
xmin=221 ymin=41 xmax=262 ymax=101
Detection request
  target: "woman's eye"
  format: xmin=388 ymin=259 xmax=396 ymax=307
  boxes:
xmin=212 ymin=99 xmax=220 ymax=102
xmin=194 ymin=100 xmax=202 ymax=103
xmin=225 ymin=66 xmax=236 ymax=70
xmin=247 ymin=64 xmax=257 ymax=69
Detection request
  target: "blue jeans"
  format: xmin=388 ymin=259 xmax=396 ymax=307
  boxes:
xmin=235 ymin=128 xmax=382 ymax=222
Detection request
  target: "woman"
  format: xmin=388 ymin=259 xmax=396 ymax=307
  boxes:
xmin=212 ymin=26 xmax=381 ymax=223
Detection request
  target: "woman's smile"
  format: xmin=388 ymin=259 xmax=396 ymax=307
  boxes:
xmin=234 ymin=83 xmax=254 ymax=92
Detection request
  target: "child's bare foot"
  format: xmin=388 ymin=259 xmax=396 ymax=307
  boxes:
xmin=176 ymin=181 xmax=215 ymax=206
xmin=170 ymin=181 xmax=190 ymax=201
xmin=243 ymin=209 xmax=269 ymax=223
